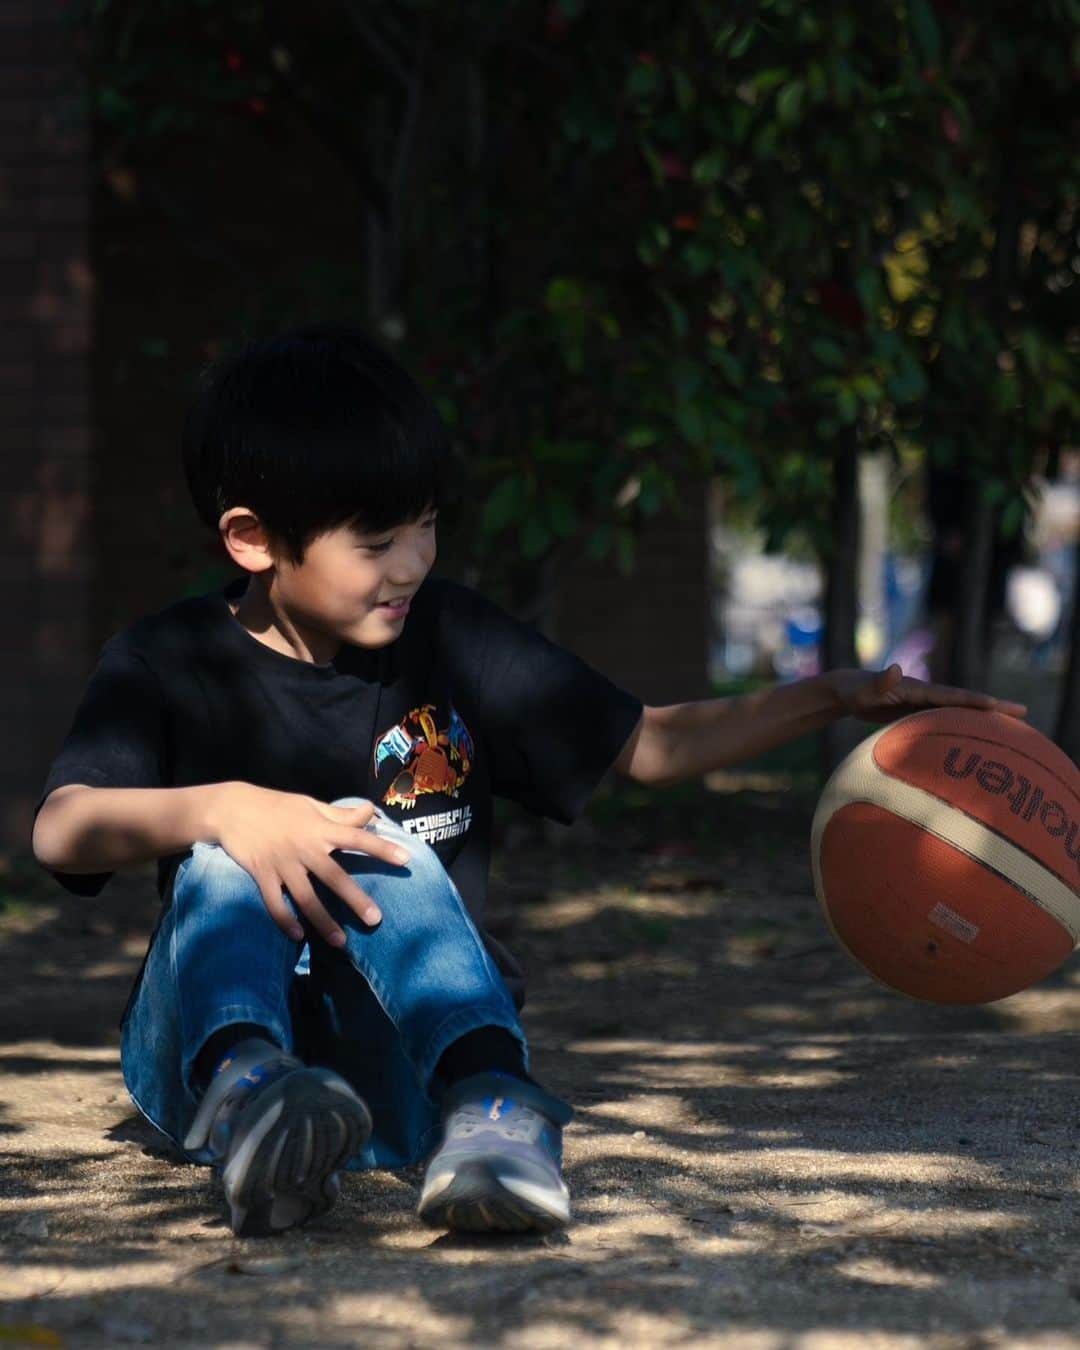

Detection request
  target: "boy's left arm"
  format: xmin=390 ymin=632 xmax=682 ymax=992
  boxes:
xmin=614 ymin=664 xmax=1028 ymax=787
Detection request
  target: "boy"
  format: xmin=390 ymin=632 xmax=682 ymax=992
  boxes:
xmin=31 ymin=322 xmax=1025 ymax=1239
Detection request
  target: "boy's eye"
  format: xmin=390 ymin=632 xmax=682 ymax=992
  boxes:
xmin=359 ymin=517 xmax=436 ymax=552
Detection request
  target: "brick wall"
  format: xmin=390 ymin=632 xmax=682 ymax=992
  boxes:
xmin=0 ymin=0 xmax=92 ymax=851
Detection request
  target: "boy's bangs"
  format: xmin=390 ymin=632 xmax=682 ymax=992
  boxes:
xmin=235 ymin=342 xmax=458 ymax=539
xmin=289 ymin=386 xmax=455 ymax=538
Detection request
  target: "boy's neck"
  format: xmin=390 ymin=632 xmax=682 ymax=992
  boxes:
xmin=227 ymin=579 xmax=341 ymax=666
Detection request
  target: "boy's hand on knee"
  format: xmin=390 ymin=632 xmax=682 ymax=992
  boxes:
xmin=209 ymin=783 xmax=410 ymax=947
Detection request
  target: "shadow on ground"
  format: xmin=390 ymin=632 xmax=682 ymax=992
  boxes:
xmin=2 ymin=783 xmax=1079 ymax=1347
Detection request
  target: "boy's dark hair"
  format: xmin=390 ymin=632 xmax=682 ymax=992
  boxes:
xmin=182 ymin=321 xmax=460 ymax=567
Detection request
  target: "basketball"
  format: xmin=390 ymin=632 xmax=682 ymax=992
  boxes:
xmin=810 ymin=708 xmax=1080 ymax=1003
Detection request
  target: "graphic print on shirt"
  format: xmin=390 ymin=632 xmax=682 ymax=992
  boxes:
xmin=373 ymin=703 xmax=475 ymax=824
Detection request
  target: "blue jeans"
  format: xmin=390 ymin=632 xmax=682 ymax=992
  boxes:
xmin=120 ymin=800 xmax=527 ymax=1170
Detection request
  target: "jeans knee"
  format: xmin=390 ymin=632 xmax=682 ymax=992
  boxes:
xmin=175 ymin=840 xmax=260 ymax=906
xmin=329 ymin=798 xmax=444 ymax=875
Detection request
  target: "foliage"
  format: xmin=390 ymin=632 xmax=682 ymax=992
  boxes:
xmin=83 ymin=0 xmax=1078 ymax=576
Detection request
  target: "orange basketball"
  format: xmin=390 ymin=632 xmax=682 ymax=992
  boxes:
xmin=811 ymin=708 xmax=1080 ymax=1003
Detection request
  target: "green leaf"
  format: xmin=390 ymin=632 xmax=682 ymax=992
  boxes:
xmin=626 ymin=426 xmax=658 ymax=449
xmin=775 ymin=79 xmax=805 ymax=127
xmin=675 ymin=401 xmax=706 ymax=444
xmin=599 ymin=313 xmax=621 ymax=339
xmin=684 ymin=242 xmax=714 ymax=276
xmin=482 ymin=476 xmax=526 ymax=533
xmin=545 ymin=276 xmax=585 ymax=311
xmin=752 ymin=68 xmax=790 ymax=95
xmin=1000 ymin=495 xmax=1025 ymax=539
xmin=729 ymin=23 xmax=756 ymax=59
xmin=908 ymin=0 xmax=942 ymax=66
xmin=837 ymin=386 xmax=858 ymax=424
xmin=673 ymin=67 xmax=696 ymax=112
xmin=810 ymin=338 xmax=845 ymax=369
xmin=709 ymin=348 xmax=744 ymax=386
xmin=657 ymin=287 xmax=688 ymax=340
xmin=521 ymin=515 xmax=550 ymax=559
xmin=887 ymin=350 xmax=929 ymax=404
xmin=627 ymin=63 xmax=660 ymax=99
xmin=586 ymin=524 xmax=611 ymax=561
xmin=615 ymin=527 xmax=636 ymax=575
xmin=547 ymin=493 xmax=578 ymax=538
xmin=692 ymin=151 xmax=726 ymax=184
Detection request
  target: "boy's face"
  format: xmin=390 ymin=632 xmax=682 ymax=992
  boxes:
xmin=279 ymin=508 xmax=439 ymax=651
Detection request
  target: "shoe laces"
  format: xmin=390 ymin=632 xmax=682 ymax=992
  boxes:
xmin=448 ymin=1097 xmax=541 ymax=1144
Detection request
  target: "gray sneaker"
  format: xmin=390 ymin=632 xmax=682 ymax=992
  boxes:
xmin=183 ymin=1038 xmax=372 ymax=1237
xmin=417 ymin=1072 xmax=574 ymax=1233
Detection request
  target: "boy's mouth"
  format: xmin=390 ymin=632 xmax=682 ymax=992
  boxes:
xmin=377 ymin=595 xmax=412 ymax=615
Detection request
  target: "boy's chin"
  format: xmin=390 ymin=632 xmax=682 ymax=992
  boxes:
xmin=347 ymin=614 xmax=406 ymax=648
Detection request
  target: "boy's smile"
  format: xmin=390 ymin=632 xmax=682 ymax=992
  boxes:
xmin=224 ymin=509 xmax=437 ymax=664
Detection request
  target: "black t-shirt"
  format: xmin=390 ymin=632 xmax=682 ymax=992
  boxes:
xmin=34 ymin=574 xmax=643 ymax=1001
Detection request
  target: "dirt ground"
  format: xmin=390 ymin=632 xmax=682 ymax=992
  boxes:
xmin=2 ymin=782 xmax=1079 ymax=1349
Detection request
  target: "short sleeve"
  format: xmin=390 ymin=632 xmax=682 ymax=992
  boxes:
xmin=439 ymin=583 xmax=643 ymax=823
xmin=33 ymin=633 xmax=167 ymax=896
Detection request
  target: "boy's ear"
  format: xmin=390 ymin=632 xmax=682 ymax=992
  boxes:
xmin=218 ymin=507 xmax=277 ymax=574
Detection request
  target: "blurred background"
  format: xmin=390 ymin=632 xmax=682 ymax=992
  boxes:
xmin=2 ymin=0 xmax=1077 ymax=849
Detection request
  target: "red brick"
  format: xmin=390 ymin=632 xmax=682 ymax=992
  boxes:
xmin=0 ymin=1 xmax=38 ymax=27
xmin=36 ymin=424 xmax=90 ymax=455
xmin=0 ymin=296 xmax=32 ymax=322
xmin=0 ymin=231 xmax=35 ymax=262
xmin=0 ymin=488 xmax=38 ymax=545
xmin=0 ymin=362 xmax=34 ymax=390
xmin=35 ymin=195 xmax=86 ymax=225
xmin=30 ymin=357 xmax=87 ymax=396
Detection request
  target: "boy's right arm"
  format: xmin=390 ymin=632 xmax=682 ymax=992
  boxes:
xmin=32 ymin=782 xmax=410 ymax=947
xmin=33 ymin=783 xmax=227 ymax=875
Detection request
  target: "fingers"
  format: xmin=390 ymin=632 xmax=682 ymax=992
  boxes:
xmin=895 ymin=679 xmax=1028 ymax=719
xmin=336 ymin=825 xmax=411 ymax=868
xmin=281 ymin=866 xmax=354 ymax=948
xmin=252 ymin=869 xmax=306 ymax=943
xmin=306 ymin=855 xmax=383 ymax=929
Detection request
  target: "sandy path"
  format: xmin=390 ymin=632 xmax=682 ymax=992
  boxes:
xmin=2 ymin=789 xmax=1079 ymax=1348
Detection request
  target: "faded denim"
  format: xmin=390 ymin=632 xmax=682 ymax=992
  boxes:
xmin=120 ymin=800 xmax=527 ymax=1170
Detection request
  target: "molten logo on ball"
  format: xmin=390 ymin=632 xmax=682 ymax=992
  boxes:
xmin=943 ymin=746 xmax=1080 ymax=865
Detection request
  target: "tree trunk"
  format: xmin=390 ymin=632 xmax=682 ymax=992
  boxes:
xmin=948 ymin=487 xmax=995 ymax=689
xmin=1055 ymin=575 xmax=1080 ymax=759
xmin=821 ymin=433 xmax=861 ymax=775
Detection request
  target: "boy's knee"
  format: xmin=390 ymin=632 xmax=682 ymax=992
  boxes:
xmin=176 ymin=840 xmax=259 ymax=902
xmin=327 ymin=798 xmax=455 ymax=892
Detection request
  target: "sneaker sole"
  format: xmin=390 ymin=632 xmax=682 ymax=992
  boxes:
xmin=417 ymin=1159 xmax=570 ymax=1234
xmin=222 ymin=1069 xmax=372 ymax=1237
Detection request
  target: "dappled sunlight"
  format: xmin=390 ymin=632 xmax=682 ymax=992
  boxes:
xmin=4 ymin=789 xmax=1080 ymax=1343
xmin=522 ymin=889 xmax=715 ymax=933
xmin=577 ymin=1092 xmax=704 ymax=1132
xmin=327 ymin=1292 xmax=471 ymax=1342
xmin=981 ymin=984 xmax=1080 ymax=1033
xmin=565 ymin=1038 xmax=759 ymax=1058
xmin=785 ymin=1043 xmax=843 ymax=1061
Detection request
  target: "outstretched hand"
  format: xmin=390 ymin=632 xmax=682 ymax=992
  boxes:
xmin=826 ymin=664 xmax=1028 ymax=724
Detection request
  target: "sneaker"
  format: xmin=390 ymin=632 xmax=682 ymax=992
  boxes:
xmin=417 ymin=1071 xmax=574 ymax=1234
xmin=183 ymin=1038 xmax=372 ymax=1237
